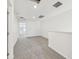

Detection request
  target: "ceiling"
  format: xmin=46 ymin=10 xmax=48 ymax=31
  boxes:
xmin=14 ymin=0 xmax=71 ymax=21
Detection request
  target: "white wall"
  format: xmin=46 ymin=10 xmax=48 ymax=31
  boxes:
xmin=26 ymin=21 xmax=41 ymax=37
xmin=48 ymin=32 xmax=72 ymax=59
xmin=40 ymin=10 xmax=72 ymax=38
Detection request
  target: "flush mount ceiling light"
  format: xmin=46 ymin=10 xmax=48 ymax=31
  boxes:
xmin=32 ymin=16 xmax=36 ymax=19
xmin=34 ymin=5 xmax=37 ymax=8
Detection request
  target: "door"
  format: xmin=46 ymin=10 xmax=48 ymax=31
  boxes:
xmin=18 ymin=17 xmax=27 ymax=38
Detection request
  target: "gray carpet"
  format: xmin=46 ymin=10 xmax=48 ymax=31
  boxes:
xmin=14 ymin=36 xmax=65 ymax=59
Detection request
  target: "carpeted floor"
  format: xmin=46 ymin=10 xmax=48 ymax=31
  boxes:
xmin=14 ymin=36 xmax=65 ymax=59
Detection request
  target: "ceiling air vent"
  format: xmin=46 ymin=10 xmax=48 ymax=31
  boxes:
xmin=53 ymin=1 xmax=62 ymax=8
xmin=30 ymin=0 xmax=41 ymax=4
xmin=38 ymin=15 xmax=44 ymax=18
